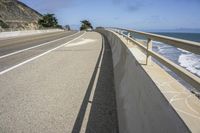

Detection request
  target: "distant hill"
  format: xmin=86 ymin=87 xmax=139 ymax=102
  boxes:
xmin=0 ymin=0 xmax=42 ymax=31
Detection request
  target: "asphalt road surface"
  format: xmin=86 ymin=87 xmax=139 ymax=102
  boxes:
xmin=0 ymin=31 xmax=118 ymax=133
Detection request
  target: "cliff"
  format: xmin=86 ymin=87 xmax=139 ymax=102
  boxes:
xmin=0 ymin=0 xmax=42 ymax=31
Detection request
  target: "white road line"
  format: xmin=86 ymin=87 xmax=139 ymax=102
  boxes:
xmin=80 ymin=35 xmax=105 ymax=132
xmin=0 ymin=32 xmax=86 ymax=75
xmin=0 ymin=32 xmax=80 ymax=59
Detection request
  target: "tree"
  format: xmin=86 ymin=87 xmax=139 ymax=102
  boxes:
xmin=80 ymin=20 xmax=93 ymax=31
xmin=38 ymin=14 xmax=59 ymax=28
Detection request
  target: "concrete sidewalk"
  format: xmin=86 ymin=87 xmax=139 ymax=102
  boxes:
xmin=0 ymin=32 xmax=118 ymax=132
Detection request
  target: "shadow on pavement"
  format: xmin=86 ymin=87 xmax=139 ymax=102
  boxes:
xmin=72 ymin=34 xmax=118 ymax=133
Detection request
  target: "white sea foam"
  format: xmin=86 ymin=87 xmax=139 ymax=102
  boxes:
xmin=153 ymin=41 xmax=168 ymax=47
xmin=178 ymin=53 xmax=200 ymax=77
xmin=153 ymin=41 xmax=200 ymax=77
xmin=153 ymin=41 xmax=163 ymax=45
xmin=153 ymin=41 xmax=173 ymax=54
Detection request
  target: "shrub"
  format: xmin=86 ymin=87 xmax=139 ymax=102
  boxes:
xmin=0 ymin=19 xmax=9 ymax=28
xmin=38 ymin=14 xmax=59 ymax=28
xmin=80 ymin=20 xmax=93 ymax=30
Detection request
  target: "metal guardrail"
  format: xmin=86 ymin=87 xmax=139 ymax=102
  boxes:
xmin=108 ymin=27 xmax=200 ymax=91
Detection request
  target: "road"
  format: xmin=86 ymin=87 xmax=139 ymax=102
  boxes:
xmin=0 ymin=31 xmax=80 ymax=73
xmin=0 ymin=31 xmax=118 ymax=132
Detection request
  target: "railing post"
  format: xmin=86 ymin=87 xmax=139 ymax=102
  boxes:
xmin=120 ymin=30 xmax=123 ymax=37
xmin=127 ymin=32 xmax=131 ymax=43
xmin=116 ymin=29 xmax=119 ymax=34
xmin=146 ymin=38 xmax=152 ymax=65
xmin=117 ymin=30 xmax=119 ymax=35
xmin=116 ymin=30 xmax=122 ymax=37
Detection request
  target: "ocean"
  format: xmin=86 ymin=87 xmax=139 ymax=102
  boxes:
xmin=152 ymin=32 xmax=200 ymax=78
xmin=128 ymin=31 xmax=200 ymax=92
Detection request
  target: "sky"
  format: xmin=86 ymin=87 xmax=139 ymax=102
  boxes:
xmin=20 ymin=0 xmax=200 ymax=31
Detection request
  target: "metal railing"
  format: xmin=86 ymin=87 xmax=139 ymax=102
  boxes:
xmin=108 ymin=27 xmax=200 ymax=91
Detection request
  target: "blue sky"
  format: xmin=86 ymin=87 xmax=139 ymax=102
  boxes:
xmin=20 ymin=0 xmax=200 ymax=31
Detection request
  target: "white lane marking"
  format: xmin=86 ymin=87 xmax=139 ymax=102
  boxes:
xmin=80 ymin=35 xmax=104 ymax=132
xmin=0 ymin=32 xmax=86 ymax=75
xmin=65 ymin=38 xmax=96 ymax=47
xmin=0 ymin=32 xmax=80 ymax=59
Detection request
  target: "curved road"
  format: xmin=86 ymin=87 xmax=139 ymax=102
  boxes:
xmin=0 ymin=31 xmax=118 ymax=132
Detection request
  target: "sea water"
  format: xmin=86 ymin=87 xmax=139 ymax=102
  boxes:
xmin=127 ymin=31 xmax=200 ymax=92
xmin=152 ymin=32 xmax=200 ymax=78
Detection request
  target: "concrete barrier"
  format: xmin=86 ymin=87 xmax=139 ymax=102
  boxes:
xmin=0 ymin=29 xmax=64 ymax=39
xmin=97 ymin=30 xmax=190 ymax=133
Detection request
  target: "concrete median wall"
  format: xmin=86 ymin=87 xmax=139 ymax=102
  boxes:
xmin=97 ymin=30 xmax=190 ymax=133
xmin=0 ymin=29 xmax=64 ymax=39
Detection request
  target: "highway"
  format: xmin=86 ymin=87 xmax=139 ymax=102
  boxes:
xmin=0 ymin=31 xmax=118 ymax=132
xmin=0 ymin=31 xmax=80 ymax=73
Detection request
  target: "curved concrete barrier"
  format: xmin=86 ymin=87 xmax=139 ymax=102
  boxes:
xmin=0 ymin=29 xmax=64 ymax=39
xmin=97 ymin=30 xmax=190 ymax=133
